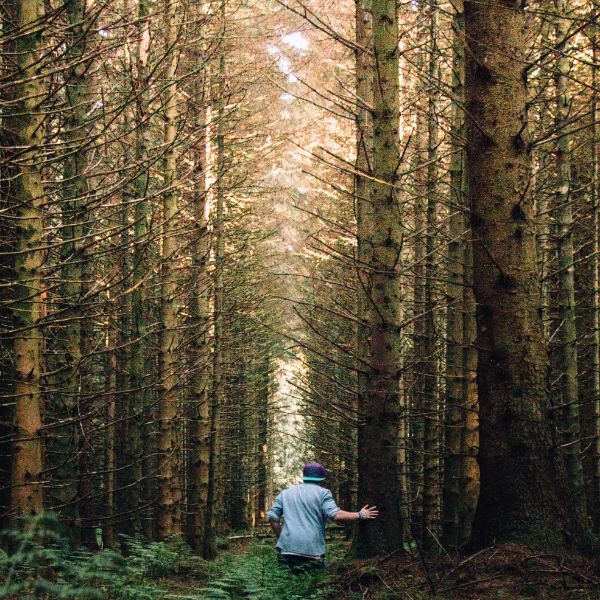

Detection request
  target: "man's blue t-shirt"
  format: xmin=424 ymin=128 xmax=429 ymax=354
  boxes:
xmin=267 ymin=482 xmax=340 ymax=558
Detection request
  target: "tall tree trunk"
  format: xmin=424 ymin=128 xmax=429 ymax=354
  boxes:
xmin=255 ymin=360 xmax=269 ymax=523
xmin=552 ymin=0 xmax=586 ymax=518
xmin=466 ymin=0 xmax=591 ymax=551
xmin=103 ymin=298 xmax=117 ymax=549
xmin=590 ymin=5 xmax=600 ymax=533
xmin=230 ymin=362 xmax=249 ymax=531
xmin=422 ymin=1 xmax=440 ymax=549
xmin=157 ymin=0 xmax=182 ymax=539
xmin=120 ymin=0 xmax=151 ymax=538
xmin=353 ymin=0 xmax=374 ymax=551
xmin=204 ymin=44 xmax=226 ymax=560
xmin=442 ymin=0 xmax=466 ymax=550
xmin=354 ymin=0 xmax=404 ymax=558
xmin=459 ymin=221 xmax=479 ymax=543
xmin=55 ymin=0 xmax=93 ymax=540
xmin=582 ymin=2 xmax=600 ymax=534
xmin=411 ymin=162 xmax=425 ymax=545
xmin=409 ymin=13 xmax=428 ymax=544
xmin=186 ymin=91 xmax=210 ymax=552
xmin=63 ymin=0 xmax=96 ymax=549
xmin=0 ymin=7 xmax=17 ymax=528
xmin=9 ymin=0 xmax=46 ymax=524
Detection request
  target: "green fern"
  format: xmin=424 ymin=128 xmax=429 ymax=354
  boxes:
xmin=0 ymin=512 xmax=124 ymax=600
xmin=193 ymin=542 xmax=327 ymax=600
xmin=0 ymin=517 xmax=331 ymax=600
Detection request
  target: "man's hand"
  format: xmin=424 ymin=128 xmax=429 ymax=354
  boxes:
xmin=333 ymin=505 xmax=378 ymax=522
xmin=359 ymin=505 xmax=378 ymax=520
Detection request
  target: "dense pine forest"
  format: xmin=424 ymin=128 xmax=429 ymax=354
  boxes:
xmin=2 ymin=0 xmax=600 ymax=597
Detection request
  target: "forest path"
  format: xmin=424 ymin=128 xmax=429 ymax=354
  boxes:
xmin=195 ymin=541 xmax=327 ymax=600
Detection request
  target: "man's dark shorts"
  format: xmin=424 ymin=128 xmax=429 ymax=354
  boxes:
xmin=277 ymin=552 xmax=325 ymax=575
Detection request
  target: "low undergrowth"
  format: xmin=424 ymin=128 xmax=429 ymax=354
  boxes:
xmin=0 ymin=513 xmax=328 ymax=600
xmin=2 ymin=515 xmax=599 ymax=600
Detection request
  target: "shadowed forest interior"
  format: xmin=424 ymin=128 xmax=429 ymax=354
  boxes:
xmin=2 ymin=0 xmax=600 ymax=596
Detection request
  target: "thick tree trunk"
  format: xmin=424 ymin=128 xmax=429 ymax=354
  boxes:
xmin=466 ymin=0 xmax=591 ymax=551
xmin=354 ymin=0 xmax=404 ymax=558
xmin=9 ymin=0 xmax=45 ymax=524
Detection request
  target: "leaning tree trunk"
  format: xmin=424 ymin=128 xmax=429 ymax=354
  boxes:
xmin=8 ymin=0 xmax=46 ymax=524
xmin=466 ymin=0 xmax=592 ymax=551
xmin=354 ymin=0 xmax=404 ymax=558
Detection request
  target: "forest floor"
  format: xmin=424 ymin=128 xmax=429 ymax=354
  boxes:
xmin=3 ymin=524 xmax=600 ymax=600
xmin=324 ymin=541 xmax=600 ymax=600
xmin=155 ymin=536 xmax=600 ymax=600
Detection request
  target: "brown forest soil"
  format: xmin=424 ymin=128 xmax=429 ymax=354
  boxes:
xmin=324 ymin=543 xmax=600 ymax=600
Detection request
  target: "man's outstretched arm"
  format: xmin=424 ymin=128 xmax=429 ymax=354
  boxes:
xmin=334 ymin=505 xmax=378 ymax=522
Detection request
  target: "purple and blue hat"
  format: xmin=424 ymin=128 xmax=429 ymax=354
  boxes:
xmin=303 ymin=462 xmax=326 ymax=482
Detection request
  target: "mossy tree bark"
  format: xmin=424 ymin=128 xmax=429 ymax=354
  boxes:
xmin=466 ymin=0 xmax=591 ymax=551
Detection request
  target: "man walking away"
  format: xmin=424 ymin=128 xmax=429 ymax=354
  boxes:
xmin=267 ymin=463 xmax=378 ymax=573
